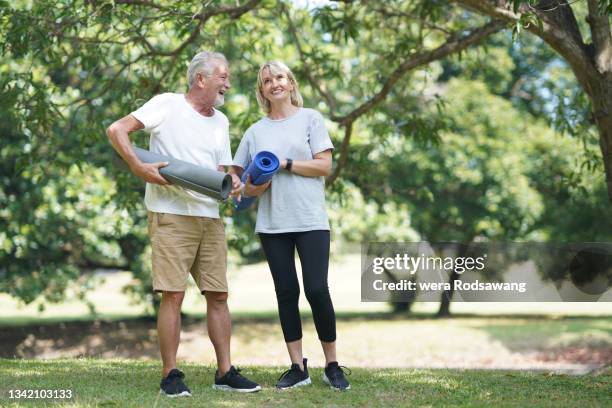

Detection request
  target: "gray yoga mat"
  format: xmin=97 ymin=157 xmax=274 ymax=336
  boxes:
xmin=114 ymin=146 xmax=232 ymax=200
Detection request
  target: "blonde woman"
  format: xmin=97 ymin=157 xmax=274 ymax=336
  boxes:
xmin=232 ymin=61 xmax=350 ymax=391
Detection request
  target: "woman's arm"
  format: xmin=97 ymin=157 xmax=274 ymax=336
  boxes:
xmin=281 ymin=149 xmax=332 ymax=177
xmin=233 ymin=147 xmax=332 ymax=198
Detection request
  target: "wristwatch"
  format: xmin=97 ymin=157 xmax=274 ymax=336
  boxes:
xmin=285 ymin=158 xmax=293 ymax=172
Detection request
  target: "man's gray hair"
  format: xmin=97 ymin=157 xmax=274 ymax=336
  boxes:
xmin=187 ymin=51 xmax=228 ymax=88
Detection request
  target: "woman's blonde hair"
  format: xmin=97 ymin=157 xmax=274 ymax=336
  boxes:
xmin=256 ymin=61 xmax=303 ymax=113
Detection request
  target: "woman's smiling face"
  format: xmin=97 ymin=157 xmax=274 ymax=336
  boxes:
xmin=260 ymin=67 xmax=294 ymax=103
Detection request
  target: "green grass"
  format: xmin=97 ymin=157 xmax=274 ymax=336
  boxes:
xmin=0 ymin=359 xmax=610 ymax=407
xmin=2 ymin=259 xmax=611 ymax=406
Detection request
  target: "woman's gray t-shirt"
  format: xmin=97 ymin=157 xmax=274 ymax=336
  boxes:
xmin=233 ymin=108 xmax=334 ymax=233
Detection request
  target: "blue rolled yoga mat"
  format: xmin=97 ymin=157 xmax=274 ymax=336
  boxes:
xmin=114 ymin=146 xmax=233 ymax=201
xmin=234 ymin=151 xmax=280 ymax=210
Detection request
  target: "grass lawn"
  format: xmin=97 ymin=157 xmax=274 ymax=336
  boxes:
xmin=0 ymin=359 xmax=610 ymax=408
xmin=2 ymin=255 xmax=611 ymax=407
xmin=2 ymin=313 xmax=610 ymax=370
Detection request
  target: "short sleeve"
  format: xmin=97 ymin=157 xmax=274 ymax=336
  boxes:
xmin=308 ymin=110 xmax=334 ymax=155
xmin=218 ymin=120 xmax=233 ymax=166
xmin=233 ymin=130 xmax=252 ymax=169
xmin=131 ymin=93 xmax=173 ymax=131
xmin=219 ymin=136 xmax=233 ymax=166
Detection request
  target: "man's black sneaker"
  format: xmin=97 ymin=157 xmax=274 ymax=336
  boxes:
xmin=213 ymin=366 xmax=262 ymax=393
xmin=323 ymin=362 xmax=351 ymax=391
xmin=160 ymin=369 xmax=192 ymax=397
xmin=276 ymin=358 xmax=312 ymax=389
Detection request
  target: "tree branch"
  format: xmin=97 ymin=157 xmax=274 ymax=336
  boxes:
xmin=327 ymin=120 xmax=354 ymax=185
xmin=143 ymin=21 xmax=203 ymax=57
xmin=533 ymin=0 xmax=585 ymax=47
xmin=452 ymin=0 xmax=597 ymax=94
xmin=130 ymin=0 xmax=263 ymax=57
xmin=79 ymin=260 xmax=127 ymax=271
xmin=193 ymin=0 xmax=263 ymax=21
xmin=113 ymin=0 xmax=169 ymax=10
xmin=281 ymin=3 xmax=339 ymax=115
xmin=367 ymin=3 xmax=453 ymax=35
xmin=322 ymin=19 xmax=505 ymax=184
xmin=336 ymin=19 xmax=506 ymax=125
xmin=151 ymin=62 xmax=178 ymax=94
xmin=587 ymin=0 xmax=612 ymax=74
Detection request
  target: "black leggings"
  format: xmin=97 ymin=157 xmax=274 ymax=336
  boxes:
xmin=259 ymin=230 xmax=336 ymax=343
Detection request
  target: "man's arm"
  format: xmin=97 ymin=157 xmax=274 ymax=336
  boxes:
xmin=106 ymin=114 xmax=169 ymax=185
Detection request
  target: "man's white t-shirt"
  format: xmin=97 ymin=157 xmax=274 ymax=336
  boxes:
xmin=131 ymin=93 xmax=232 ymax=218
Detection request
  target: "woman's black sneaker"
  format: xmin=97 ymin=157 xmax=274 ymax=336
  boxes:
xmin=323 ymin=362 xmax=351 ymax=391
xmin=276 ymin=358 xmax=312 ymax=389
xmin=160 ymin=369 xmax=192 ymax=397
xmin=213 ymin=366 xmax=262 ymax=393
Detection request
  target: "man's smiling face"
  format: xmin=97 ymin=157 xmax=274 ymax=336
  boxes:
xmin=198 ymin=60 xmax=231 ymax=107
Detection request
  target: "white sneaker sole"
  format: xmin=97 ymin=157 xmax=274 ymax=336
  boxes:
xmin=322 ymin=373 xmax=351 ymax=391
xmin=277 ymin=377 xmax=312 ymax=390
xmin=212 ymin=384 xmax=262 ymax=393
xmin=159 ymin=389 xmax=192 ymax=397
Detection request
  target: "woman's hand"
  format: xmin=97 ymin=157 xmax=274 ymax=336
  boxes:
xmin=243 ymin=175 xmax=271 ymax=197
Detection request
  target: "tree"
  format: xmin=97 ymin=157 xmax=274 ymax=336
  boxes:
xmin=286 ymin=1 xmax=611 ymax=202
xmin=0 ymin=0 xmax=270 ymax=308
xmin=1 ymin=0 xmax=608 ymax=311
xmin=450 ymin=0 xmax=612 ymax=201
xmin=281 ymin=1 xmax=506 ymax=184
xmin=345 ymin=78 xmax=546 ymax=313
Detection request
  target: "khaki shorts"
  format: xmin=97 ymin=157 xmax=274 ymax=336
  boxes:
xmin=147 ymin=212 xmax=228 ymax=293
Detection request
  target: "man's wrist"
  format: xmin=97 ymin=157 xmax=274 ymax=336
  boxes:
xmin=129 ymin=160 xmax=145 ymax=174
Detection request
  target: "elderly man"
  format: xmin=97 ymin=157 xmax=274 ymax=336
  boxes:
xmin=107 ymin=51 xmax=261 ymax=396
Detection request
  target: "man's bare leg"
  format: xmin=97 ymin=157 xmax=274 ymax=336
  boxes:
xmin=204 ymin=291 xmax=231 ymax=376
xmin=158 ymin=291 xmax=185 ymax=377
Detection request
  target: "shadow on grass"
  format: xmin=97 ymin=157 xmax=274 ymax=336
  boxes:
xmin=2 ymin=308 xmax=610 ymax=327
xmin=1 ymin=311 xmax=610 ymax=365
xmin=468 ymin=318 xmax=612 ymax=365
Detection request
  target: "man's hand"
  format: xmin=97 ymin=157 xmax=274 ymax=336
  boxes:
xmin=230 ymin=173 xmax=242 ymax=197
xmin=131 ymin=161 xmax=170 ymax=185
xmin=243 ymin=175 xmax=271 ymax=197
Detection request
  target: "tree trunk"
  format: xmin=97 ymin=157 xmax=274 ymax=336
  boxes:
xmin=437 ymin=270 xmax=459 ymax=317
xmin=384 ymin=268 xmax=416 ymax=313
xmin=453 ymin=0 xmax=612 ymax=202
xmin=437 ymin=244 xmax=469 ymax=317
xmin=392 ymin=301 xmax=413 ymax=313
xmin=591 ymin=76 xmax=612 ymax=201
